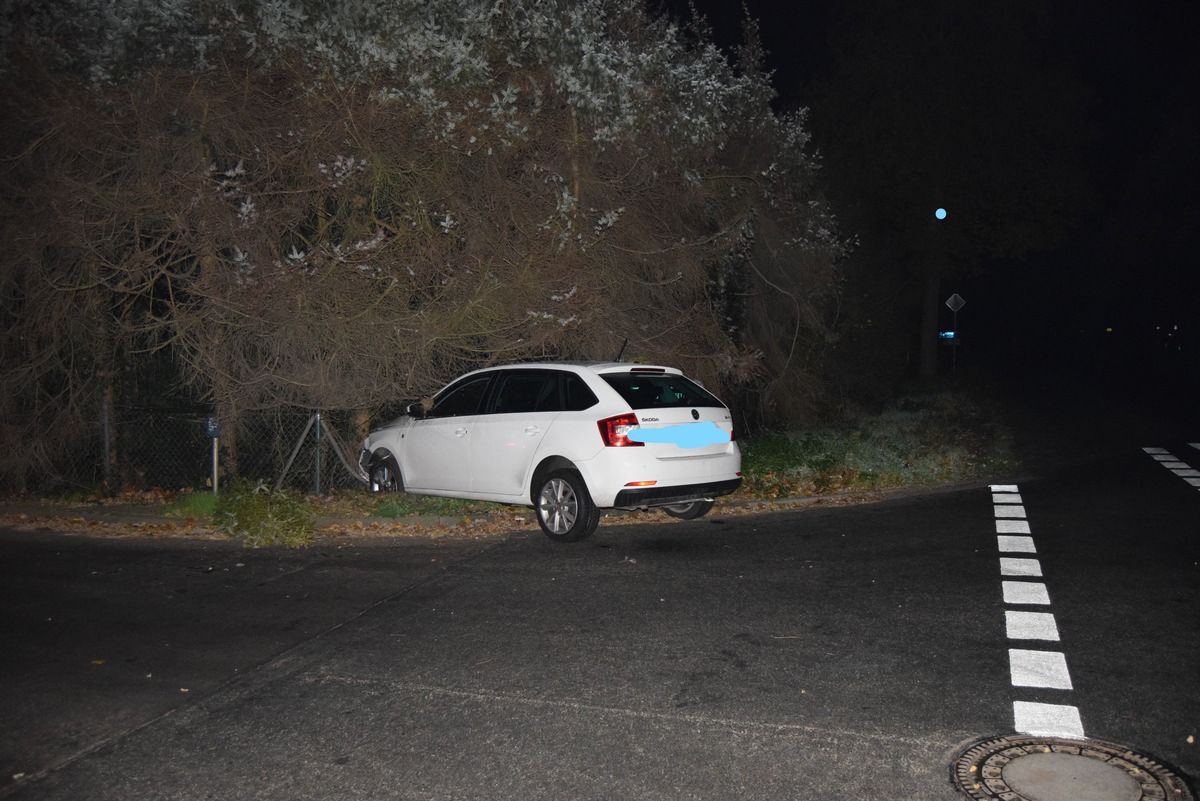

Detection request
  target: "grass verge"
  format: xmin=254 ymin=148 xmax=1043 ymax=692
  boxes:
xmin=737 ymin=378 xmax=1015 ymax=499
xmin=7 ymin=378 xmax=1015 ymax=544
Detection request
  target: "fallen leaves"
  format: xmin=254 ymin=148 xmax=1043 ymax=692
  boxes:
xmin=0 ymin=488 xmax=891 ymax=544
xmin=0 ymin=513 xmax=225 ymax=540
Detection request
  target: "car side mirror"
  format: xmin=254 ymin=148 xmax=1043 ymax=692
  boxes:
xmin=406 ymin=401 xmax=427 ymax=420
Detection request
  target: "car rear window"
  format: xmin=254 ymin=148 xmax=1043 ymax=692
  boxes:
xmin=599 ymin=373 xmax=725 ymax=409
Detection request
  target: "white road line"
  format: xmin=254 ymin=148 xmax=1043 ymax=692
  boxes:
xmin=997 ymin=534 xmax=1036 ymax=552
xmin=1006 ymin=611 xmax=1060 ymax=641
xmin=994 ymin=505 xmax=1027 ymax=518
xmin=1013 ymin=701 xmax=1085 ymax=738
xmin=1002 ymin=581 xmax=1050 ymax=605
xmin=991 ymin=483 xmax=1083 ymax=737
xmin=1010 ymin=649 xmax=1074 ymax=689
xmin=1144 ymin=448 xmax=1200 ymax=491
xmin=1000 ymin=558 xmax=1043 ymax=577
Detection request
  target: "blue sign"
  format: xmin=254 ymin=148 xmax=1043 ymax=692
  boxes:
xmin=205 ymin=416 xmax=221 ymax=438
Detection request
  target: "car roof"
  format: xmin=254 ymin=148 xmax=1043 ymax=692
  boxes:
xmin=470 ymin=362 xmax=684 ymax=376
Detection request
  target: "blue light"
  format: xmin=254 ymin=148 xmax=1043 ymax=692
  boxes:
xmin=935 ymin=208 xmax=947 ymax=220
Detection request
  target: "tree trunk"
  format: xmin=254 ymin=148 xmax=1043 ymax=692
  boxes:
xmin=215 ymin=396 xmax=239 ymax=480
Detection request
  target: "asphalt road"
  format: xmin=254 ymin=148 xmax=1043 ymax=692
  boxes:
xmin=2 ymin=433 xmax=1197 ymax=800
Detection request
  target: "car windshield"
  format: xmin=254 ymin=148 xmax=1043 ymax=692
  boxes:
xmin=599 ymin=373 xmax=724 ymax=410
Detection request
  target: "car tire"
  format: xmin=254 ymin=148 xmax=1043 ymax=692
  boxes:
xmin=661 ymin=500 xmax=714 ymax=520
xmin=534 ymin=469 xmax=600 ymax=543
xmin=369 ymin=456 xmax=402 ymax=493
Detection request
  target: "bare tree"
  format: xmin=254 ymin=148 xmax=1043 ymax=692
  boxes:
xmin=0 ymin=0 xmax=846 ymax=490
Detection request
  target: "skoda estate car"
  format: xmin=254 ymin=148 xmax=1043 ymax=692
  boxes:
xmin=359 ymin=363 xmax=742 ymax=542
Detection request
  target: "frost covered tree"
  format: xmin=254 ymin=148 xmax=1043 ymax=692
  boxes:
xmin=0 ymin=0 xmax=845 ymax=489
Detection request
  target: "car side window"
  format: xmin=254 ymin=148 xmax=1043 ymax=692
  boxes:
xmin=563 ymin=372 xmax=599 ymax=411
xmin=429 ymin=375 xmax=491 ymax=418
xmin=489 ymin=371 xmax=562 ymax=414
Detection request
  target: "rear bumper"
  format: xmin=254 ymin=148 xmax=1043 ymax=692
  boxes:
xmin=612 ymin=477 xmax=741 ymax=509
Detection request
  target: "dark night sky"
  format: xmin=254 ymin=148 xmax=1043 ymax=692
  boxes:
xmin=666 ymin=0 xmax=1199 ymax=372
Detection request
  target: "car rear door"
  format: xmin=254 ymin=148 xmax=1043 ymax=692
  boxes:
xmin=468 ymin=369 xmax=564 ymax=498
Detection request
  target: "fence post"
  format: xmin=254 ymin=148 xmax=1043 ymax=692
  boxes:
xmin=101 ymin=390 xmax=113 ymax=491
xmin=314 ymin=411 xmax=322 ymax=495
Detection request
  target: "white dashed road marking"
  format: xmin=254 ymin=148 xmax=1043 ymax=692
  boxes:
xmin=996 ymin=519 xmax=1032 ymax=535
xmin=1005 ymin=611 xmax=1060 ymax=641
xmin=1144 ymin=447 xmax=1200 ymax=491
xmin=1012 ymin=701 xmax=1085 ymax=739
xmin=994 ymin=505 xmax=1027 ymax=518
xmin=1009 ymin=649 xmax=1074 ymax=689
xmin=1001 ymin=580 xmax=1050 ymax=605
xmin=996 ymin=534 xmax=1035 ymax=552
xmin=988 ymin=484 xmax=1085 ymax=738
xmin=999 ymin=557 xmax=1042 ymax=577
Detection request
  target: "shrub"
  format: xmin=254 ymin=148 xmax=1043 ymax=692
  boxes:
xmin=215 ymin=481 xmax=314 ymax=548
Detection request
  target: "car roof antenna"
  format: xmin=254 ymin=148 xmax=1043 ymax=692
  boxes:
xmin=613 ymin=338 xmax=628 ymax=362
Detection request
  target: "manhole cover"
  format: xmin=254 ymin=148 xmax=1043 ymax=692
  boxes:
xmin=952 ymin=735 xmax=1194 ymax=801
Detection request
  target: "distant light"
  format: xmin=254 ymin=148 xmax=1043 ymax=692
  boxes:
xmin=939 ymin=331 xmax=956 ymax=339
xmin=935 ymin=208 xmax=947 ymax=220
xmin=1105 ymin=327 xmax=1113 ymax=333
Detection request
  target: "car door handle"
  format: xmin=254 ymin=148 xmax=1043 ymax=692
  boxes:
xmin=454 ymin=428 xmax=468 ymax=437
xmin=524 ymin=426 xmax=541 ymax=436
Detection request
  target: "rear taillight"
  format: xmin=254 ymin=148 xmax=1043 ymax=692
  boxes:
xmin=598 ymin=414 xmax=644 ymax=447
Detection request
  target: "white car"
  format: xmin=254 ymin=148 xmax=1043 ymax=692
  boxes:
xmin=359 ymin=362 xmax=742 ymax=542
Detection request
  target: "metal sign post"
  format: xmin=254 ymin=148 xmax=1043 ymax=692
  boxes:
xmin=945 ymin=294 xmax=965 ymax=373
xmin=205 ymin=417 xmax=221 ymax=495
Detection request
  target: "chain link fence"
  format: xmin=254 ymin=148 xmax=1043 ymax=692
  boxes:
xmin=48 ymin=405 xmax=372 ymax=495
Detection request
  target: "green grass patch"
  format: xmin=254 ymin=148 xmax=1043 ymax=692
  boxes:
xmin=45 ymin=487 xmax=101 ymax=504
xmin=738 ymin=380 xmax=1015 ymax=499
xmin=163 ymin=490 xmax=218 ymax=519
xmin=367 ymin=493 xmax=503 ymax=518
